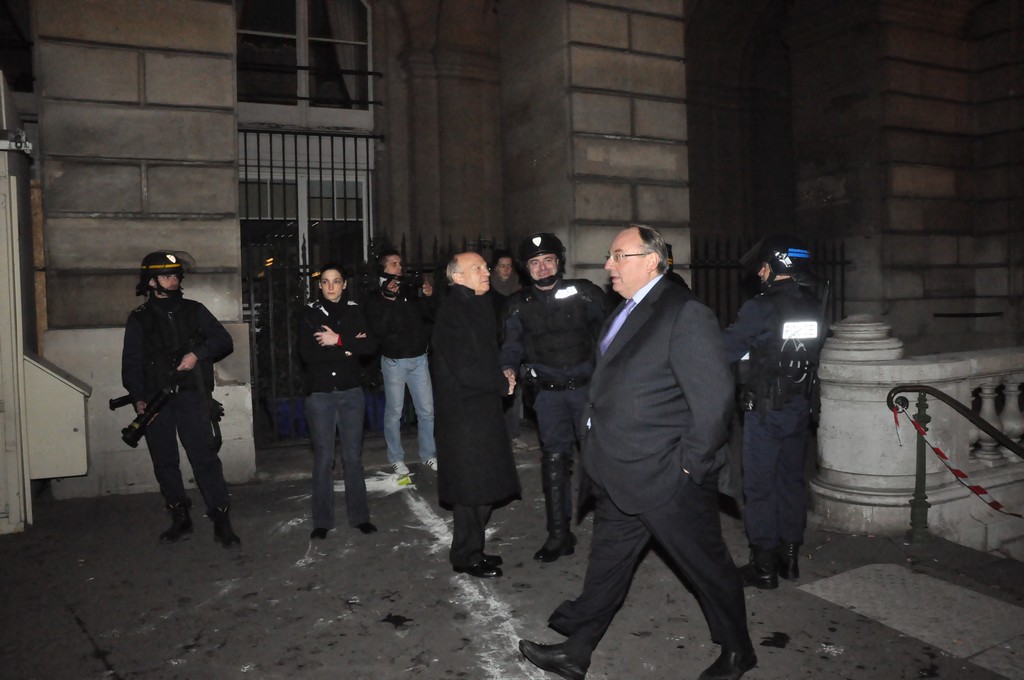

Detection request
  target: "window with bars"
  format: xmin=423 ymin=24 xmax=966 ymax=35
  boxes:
xmin=235 ymin=0 xmax=372 ymax=110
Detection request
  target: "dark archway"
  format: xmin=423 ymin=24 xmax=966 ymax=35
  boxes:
xmin=685 ymin=0 xmax=795 ymax=239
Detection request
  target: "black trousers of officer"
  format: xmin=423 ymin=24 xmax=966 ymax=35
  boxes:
xmin=144 ymin=391 xmax=230 ymax=513
xmin=534 ymin=387 xmax=588 ymax=521
xmin=742 ymin=394 xmax=810 ymax=549
xmin=548 ymin=473 xmax=751 ymax=662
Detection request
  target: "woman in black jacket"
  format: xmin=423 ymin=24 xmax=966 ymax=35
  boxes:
xmin=299 ymin=264 xmax=379 ymax=538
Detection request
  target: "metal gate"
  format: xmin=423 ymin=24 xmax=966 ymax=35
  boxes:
xmin=239 ymin=129 xmax=380 ymax=445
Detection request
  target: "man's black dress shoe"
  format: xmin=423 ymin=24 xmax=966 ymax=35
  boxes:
xmin=698 ymin=648 xmax=757 ymax=680
xmin=453 ymin=562 xmax=502 ymax=578
xmin=518 ymin=640 xmax=589 ymax=680
xmin=309 ymin=527 xmax=328 ymax=540
xmin=481 ymin=553 xmax=503 ymax=567
xmin=357 ymin=522 xmax=378 ymax=534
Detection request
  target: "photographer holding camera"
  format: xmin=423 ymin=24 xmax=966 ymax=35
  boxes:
xmin=121 ymin=251 xmax=239 ymax=548
xmin=364 ymin=249 xmax=439 ymax=479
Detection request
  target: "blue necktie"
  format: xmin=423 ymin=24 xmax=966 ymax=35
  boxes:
xmin=600 ymin=299 xmax=636 ymax=354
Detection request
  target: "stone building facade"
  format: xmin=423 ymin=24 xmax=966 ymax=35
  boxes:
xmin=1 ymin=0 xmax=1020 ymax=506
xmin=688 ymin=0 xmax=1023 ymax=354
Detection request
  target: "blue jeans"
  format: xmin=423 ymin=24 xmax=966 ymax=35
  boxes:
xmin=381 ymin=354 xmax=436 ymax=464
xmin=306 ymin=389 xmax=369 ymax=529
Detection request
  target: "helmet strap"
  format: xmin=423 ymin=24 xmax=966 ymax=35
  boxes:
xmin=151 ymin=275 xmax=183 ymax=297
xmin=532 ymin=273 xmax=560 ymax=288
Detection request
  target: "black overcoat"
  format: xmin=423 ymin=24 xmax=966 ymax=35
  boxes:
xmin=431 ymin=285 xmax=521 ymax=507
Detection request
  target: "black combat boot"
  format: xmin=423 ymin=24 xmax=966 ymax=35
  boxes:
xmin=534 ymin=453 xmax=576 ymax=563
xmin=778 ymin=542 xmax=800 ymax=580
xmin=211 ymin=507 xmax=241 ymax=548
xmin=159 ymin=502 xmax=193 ymax=543
xmin=740 ymin=546 xmax=778 ymax=590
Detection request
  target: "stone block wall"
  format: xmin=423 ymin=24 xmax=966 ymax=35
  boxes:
xmin=969 ymin=0 xmax=1023 ymax=334
xmin=33 ymin=0 xmax=255 ymax=495
xmin=791 ymin=0 xmax=1023 ymax=354
xmin=501 ymin=0 xmax=688 ymax=284
xmin=876 ymin=0 xmax=1022 ymax=352
xmin=36 ymin=0 xmax=239 ymax=324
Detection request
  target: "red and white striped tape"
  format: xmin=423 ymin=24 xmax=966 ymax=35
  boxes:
xmin=891 ymin=405 xmax=1022 ymax=519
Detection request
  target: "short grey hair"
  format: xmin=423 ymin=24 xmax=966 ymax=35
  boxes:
xmin=629 ymin=223 xmax=669 ymax=274
xmin=445 ymin=253 xmax=463 ymax=284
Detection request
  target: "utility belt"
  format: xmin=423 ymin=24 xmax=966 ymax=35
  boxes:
xmin=526 ymin=375 xmax=590 ymax=391
xmin=742 ymin=377 xmax=805 ymax=412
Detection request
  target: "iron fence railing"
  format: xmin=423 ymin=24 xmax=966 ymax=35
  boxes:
xmin=689 ymin=235 xmax=849 ymax=329
xmin=239 ymin=129 xmax=380 ymax=445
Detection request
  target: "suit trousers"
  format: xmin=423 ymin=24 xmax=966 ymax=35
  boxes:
xmin=548 ymin=474 xmax=751 ymax=661
xmin=450 ymin=504 xmax=493 ymax=568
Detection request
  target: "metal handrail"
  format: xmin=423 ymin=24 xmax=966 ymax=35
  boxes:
xmin=886 ymin=384 xmax=1024 ymax=460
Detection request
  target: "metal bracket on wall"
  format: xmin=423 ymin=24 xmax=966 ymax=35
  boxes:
xmin=0 ymin=129 xmax=31 ymax=154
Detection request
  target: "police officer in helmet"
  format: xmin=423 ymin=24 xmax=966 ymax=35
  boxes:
xmin=723 ymin=235 xmax=824 ymax=588
xmin=500 ymin=233 xmax=608 ymax=562
xmin=121 ymin=251 xmax=239 ymax=547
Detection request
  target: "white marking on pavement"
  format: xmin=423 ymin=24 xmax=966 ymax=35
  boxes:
xmin=195 ymin=578 xmax=240 ymax=609
xmin=401 ymin=491 xmax=547 ymax=680
xmin=273 ymin=517 xmax=305 ymax=534
xmin=295 ymin=542 xmax=321 ymax=567
xmin=333 ymin=472 xmax=415 ymax=496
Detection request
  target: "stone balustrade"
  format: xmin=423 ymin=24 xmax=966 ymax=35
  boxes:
xmin=811 ymin=314 xmax=1024 ymax=554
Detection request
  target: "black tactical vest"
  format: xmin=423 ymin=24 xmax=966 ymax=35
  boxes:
xmin=132 ymin=300 xmax=213 ymax=395
xmin=748 ymin=287 xmax=821 ymax=406
xmin=514 ymin=282 xmax=600 ymax=371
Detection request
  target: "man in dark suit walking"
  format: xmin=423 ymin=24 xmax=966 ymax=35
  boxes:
xmin=519 ymin=225 xmax=756 ymax=680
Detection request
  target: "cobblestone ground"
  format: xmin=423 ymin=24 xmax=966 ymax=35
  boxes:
xmin=1 ymin=435 xmax=1020 ymax=680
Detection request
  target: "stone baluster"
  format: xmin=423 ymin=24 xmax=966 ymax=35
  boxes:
xmin=975 ymin=379 xmax=1004 ymax=465
xmin=967 ymin=384 xmax=979 ymax=450
xmin=1001 ymin=376 xmax=1024 ymax=464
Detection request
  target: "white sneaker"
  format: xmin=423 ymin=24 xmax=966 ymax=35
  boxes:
xmin=423 ymin=458 xmax=438 ymax=471
xmin=391 ymin=462 xmax=411 ymax=476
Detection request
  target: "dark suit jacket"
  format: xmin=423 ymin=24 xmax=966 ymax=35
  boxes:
xmin=581 ymin=276 xmax=734 ymax=515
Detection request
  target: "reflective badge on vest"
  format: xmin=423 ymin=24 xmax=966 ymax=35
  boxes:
xmin=554 ymin=286 xmax=578 ymax=299
xmin=780 ymin=319 xmax=819 ymax=384
xmin=782 ymin=320 xmax=818 ymax=340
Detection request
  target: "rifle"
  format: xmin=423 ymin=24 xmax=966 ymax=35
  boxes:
xmin=110 ymin=387 xmax=226 ymax=452
xmin=111 ymin=386 xmax=177 ymax=448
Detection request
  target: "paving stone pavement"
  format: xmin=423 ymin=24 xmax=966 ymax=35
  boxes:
xmin=2 ymin=427 xmax=1023 ymax=680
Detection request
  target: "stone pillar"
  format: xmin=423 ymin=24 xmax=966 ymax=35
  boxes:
xmin=814 ymin=326 xmax=1024 ymax=550
xmin=811 ymin=315 xmax=959 ymax=534
xmin=375 ymin=0 xmax=503 ymax=261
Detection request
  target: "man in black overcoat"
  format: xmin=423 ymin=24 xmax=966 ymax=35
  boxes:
xmin=431 ymin=251 xmax=521 ymax=578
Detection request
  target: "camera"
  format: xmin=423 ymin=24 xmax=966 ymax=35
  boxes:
xmin=382 ymin=271 xmax=425 ymax=300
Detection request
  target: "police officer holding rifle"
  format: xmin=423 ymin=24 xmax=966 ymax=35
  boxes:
xmin=121 ymin=251 xmax=239 ymax=547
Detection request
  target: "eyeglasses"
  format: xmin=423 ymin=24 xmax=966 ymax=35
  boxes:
xmin=606 ymin=252 xmax=648 ymax=262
